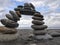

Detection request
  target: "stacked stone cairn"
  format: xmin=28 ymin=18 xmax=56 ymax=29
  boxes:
xmin=14 ymin=3 xmax=53 ymax=40
xmin=0 ymin=10 xmax=21 ymax=41
xmin=31 ymin=12 xmax=53 ymax=40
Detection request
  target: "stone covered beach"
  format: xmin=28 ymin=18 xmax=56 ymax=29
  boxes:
xmin=0 ymin=29 xmax=60 ymax=45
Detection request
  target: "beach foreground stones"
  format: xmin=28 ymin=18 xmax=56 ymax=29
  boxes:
xmin=0 ymin=31 xmax=19 ymax=41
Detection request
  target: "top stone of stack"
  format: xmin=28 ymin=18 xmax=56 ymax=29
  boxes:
xmin=14 ymin=3 xmax=38 ymax=15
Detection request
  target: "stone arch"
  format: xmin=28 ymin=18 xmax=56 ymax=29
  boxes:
xmin=0 ymin=3 xmax=53 ymax=40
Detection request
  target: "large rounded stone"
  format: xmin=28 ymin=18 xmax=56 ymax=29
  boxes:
xmin=34 ymin=34 xmax=53 ymax=40
xmin=32 ymin=20 xmax=44 ymax=25
xmin=34 ymin=13 xmax=43 ymax=18
xmin=32 ymin=16 xmax=44 ymax=21
xmin=14 ymin=8 xmax=35 ymax=15
xmin=49 ymin=31 xmax=60 ymax=37
xmin=0 ymin=26 xmax=17 ymax=34
xmin=31 ymin=25 xmax=48 ymax=30
xmin=9 ymin=11 xmax=20 ymax=22
xmin=1 ymin=19 xmax=19 ymax=28
xmin=0 ymin=31 xmax=19 ymax=41
xmin=6 ymin=14 xmax=14 ymax=21
xmin=34 ymin=30 xmax=47 ymax=35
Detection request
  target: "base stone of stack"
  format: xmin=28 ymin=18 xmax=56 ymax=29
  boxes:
xmin=0 ymin=26 xmax=19 ymax=41
xmin=0 ymin=32 xmax=19 ymax=41
xmin=34 ymin=34 xmax=53 ymax=40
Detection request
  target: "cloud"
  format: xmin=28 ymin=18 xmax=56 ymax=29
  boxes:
xmin=44 ymin=13 xmax=60 ymax=29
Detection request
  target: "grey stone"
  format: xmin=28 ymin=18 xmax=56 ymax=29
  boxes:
xmin=14 ymin=8 xmax=35 ymax=15
xmin=0 ymin=31 xmax=19 ymax=41
xmin=34 ymin=13 xmax=43 ymax=18
xmin=31 ymin=25 xmax=47 ymax=30
xmin=9 ymin=11 xmax=20 ymax=22
xmin=24 ymin=3 xmax=35 ymax=10
xmin=0 ymin=26 xmax=17 ymax=34
xmin=35 ymin=34 xmax=53 ymax=40
xmin=32 ymin=20 xmax=44 ymax=25
xmin=24 ymin=3 xmax=30 ymax=7
xmin=1 ymin=19 xmax=19 ymax=28
xmin=32 ymin=16 xmax=44 ymax=21
xmin=29 ymin=3 xmax=35 ymax=10
xmin=6 ymin=14 xmax=14 ymax=21
xmin=49 ymin=31 xmax=60 ymax=37
xmin=34 ymin=30 xmax=47 ymax=35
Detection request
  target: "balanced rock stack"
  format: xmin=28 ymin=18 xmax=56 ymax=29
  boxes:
xmin=31 ymin=12 xmax=53 ymax=40
xmin=14 ymin=3 xmax=36 ymax=15
xmin=0 ymin=11 xmax=21 ymax=41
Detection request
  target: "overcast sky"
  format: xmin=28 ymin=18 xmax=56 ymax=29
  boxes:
xmin=0 ymin=0 xmax=60 ymax=29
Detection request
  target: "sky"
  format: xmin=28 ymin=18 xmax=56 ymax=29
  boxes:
xmin=0 ymin=0 xmax=60 ymax=29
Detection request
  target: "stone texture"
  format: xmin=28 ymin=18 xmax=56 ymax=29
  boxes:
xmin=14 ymin=3 xmax=36 ymax=15
xmin=24 ymin=3 xmax=30 ymax=7
xmin=24 ymin=3 xmax=35 ymax=11
xmin=32 ymin=16 xmax=44 ymax=21
xmin=1 ymin=19 xmax=19 ymax=28
xmin=9 ymin=11 xmax=20 ymax=22
xmin=33 ymin=30 xmax=47 ymax=35
xmin=32 ymin=20 xmax=44 ymax=25
xmin=29 ymin=3 xmax=35 ymax=10
xmin=34 ymin=13 xmax=43 ymax=18
xmin=0 ymin=31 xmax=19 ymax=41
xmin=15 ymin=11 xmax=21 ymax=17
xmin=35 ymin=34 xmax=53 ymax=40
xmin=0 ymin=26 xmax=17 ymax=34
xmin=0 ymin=29 xmax=60 ymax=45
xmin=31 ymin=25 xmax=47 ymax=30
xmin=17 ymin=5 xmax=23 ymax=8
xmin=14 ymin=8 xmax=35 ymax=15
xmin=6 ymin=14 xmax=14 ymax=21
xmin=49 ymin=31 xmax=60 ymax=37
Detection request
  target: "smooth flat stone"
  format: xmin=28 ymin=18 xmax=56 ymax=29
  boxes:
xmin=14 ymin=8 xmax=36 ymax=15
xmin=31 ymin=25 xmax=47 ymax=30
xmin=6 ymin=14 xmax=14 ymax=21
xmin=0 ymin=26 xmax=17 ymax=34
xmin=34 ymin=13 xmax=43 ymax=18
xmin=0 ymin=31 xmax=19 ymax=41
xmin=9 ymin=11 xmax=20 ymax=22
xmin=32 ymin=20 xmax=44 ymax=25
xmin=35 ymin=34 xmax=53 ymax=40
xmin=24 ymin=7 xmax=32 ymax=10
xmin=32 ymin=16 xmax=44 ymax=21
xmin=49 ymin=32 xmax=60 ymax=37
xmin=1 ymin=19 xmax=19 ymax=28
xmin=34 ymin=30 xmax=47 ymax=35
